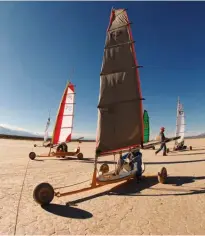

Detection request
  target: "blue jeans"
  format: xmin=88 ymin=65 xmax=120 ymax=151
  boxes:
xmin=156 ymin=143 xmax=167 ymax=155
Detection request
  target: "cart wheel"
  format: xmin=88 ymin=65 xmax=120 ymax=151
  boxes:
xmin=190 ymin=146 xmax=192 ymax=150
xmin=33 ymin=183 xmax=54 ymax=205
xmin=77 ymin=152 xmax=84 ymax=160
xmin=158 ymin=167 xmax=167 ymax=184
xmin=166 ymin=148 xmax=169 ymax=153
xmin=152 ymin=146 xmax=155 ymax=150
xmin=29 ymin=152 xmax=36 ymax=160
xmin=99 ymin=163 xmax=109 ymax=174
xmin=60 ymin=153 xmax=66 ymax=158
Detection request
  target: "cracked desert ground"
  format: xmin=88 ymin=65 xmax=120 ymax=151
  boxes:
xmin=1 ymin=138 xmax=205 ymax=235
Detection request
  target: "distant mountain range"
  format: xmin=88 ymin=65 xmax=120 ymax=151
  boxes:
xmin=0 ymin=125 xmax=43 ymax=138
xmin=0 ymin=124 xmax=204 ymax=141
xmin=187 ymin=133 xmax=205 ymax=139
xmin=0 ymin=125 xmax=95 ymax=142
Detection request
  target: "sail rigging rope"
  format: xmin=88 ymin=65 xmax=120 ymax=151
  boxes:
xmin=54 ymin=178 xmax=91 ymax=190
xmin=13 ymin=158 xmax=30 ymax=235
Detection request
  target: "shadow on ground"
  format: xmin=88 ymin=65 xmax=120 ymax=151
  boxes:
xmin=66 ymin=175 xmax=205 ymax=206
xmin=170 ymin=152 xmax=205 ymax=157
xmin=145 ymin=158 xmax=205 ymax=165
xmin=42 ymin=204 xmax=93 ymax=219
xmin=33 ymin=157 xmax=116 ymax=164
xmin=33 ymin=157 xmax=92 ymax=162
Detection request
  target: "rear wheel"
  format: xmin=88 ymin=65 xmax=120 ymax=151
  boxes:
xmin=29 ymin=152 xmax=36 ymax=160
xmin=33 ymin=183 xmax=54 ymax=205
xmin=77 ymin=152 xmax=84 ymax=160
xmin=158 ymin=167 xmax=167 ymax=184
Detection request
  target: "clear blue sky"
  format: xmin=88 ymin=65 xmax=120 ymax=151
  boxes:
xmin=1 ymin=1 xmax=205 ymax=138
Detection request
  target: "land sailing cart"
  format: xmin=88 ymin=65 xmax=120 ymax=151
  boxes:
xmin=29 ymin=82 xmax=84 ymax=160
xmin=167 ymin=97 xmax=192 ymax=153
xmin=33 ymin=8 xmax=169 ymax=206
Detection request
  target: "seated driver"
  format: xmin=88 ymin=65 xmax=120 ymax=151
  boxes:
xmin=56 ymin=142 xmax=68 ymax=152
xmin=115 ymin=148 xmax=143 ymax=179
xmin=176 ymin=140 xmax=184 ymax=149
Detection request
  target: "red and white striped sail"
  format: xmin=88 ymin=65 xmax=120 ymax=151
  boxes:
xmin=52 ymin=82 xmax=75 ymax=145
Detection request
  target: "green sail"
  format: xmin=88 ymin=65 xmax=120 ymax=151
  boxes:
xmin=143 ymin=110 xmax=150 ymax=143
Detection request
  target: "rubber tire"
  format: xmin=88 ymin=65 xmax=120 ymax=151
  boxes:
xmin=152 ymin=146 xmax=155 ymax=150
xmin=167 ymin=148 xmax=169 ymax=153
xmin=29 ymin=152 xmax=36 ymax=160
xmin=99 ymin=163 xmax=109 ymax=174
xmin=34 ymin=144 xmax=37 ymax=147
xmin=158 ymin=167 xmax=167 ymax=184
xmin=33 ymin=183 xmax=54 ymax=206
xmin=190 ymin=146 xmax=192 ymax=150
xmin=77 ymin=152 xmax=84 ymax=160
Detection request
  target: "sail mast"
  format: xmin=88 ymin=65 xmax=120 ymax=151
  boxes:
xmin=44 ymin=111 xmax=51 ymax=143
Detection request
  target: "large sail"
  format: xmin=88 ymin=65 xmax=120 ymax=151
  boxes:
xmin=52 ymin=82 xmax=75 ymax=145
xmin=175 ymin=97 xmax=185 ymax=144
xmin=143 ymin=110 xmax=149 ymax=143
xmin=96 ymin=8 xmax=144 ymax=154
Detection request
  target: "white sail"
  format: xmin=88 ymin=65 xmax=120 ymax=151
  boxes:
xmin=52 ymin=82 xmax=75 ymax=145
xmin=175 ymin=97 xmax=185 ymax=144
xmin=44 ymin=117 xmax=50 ymax=142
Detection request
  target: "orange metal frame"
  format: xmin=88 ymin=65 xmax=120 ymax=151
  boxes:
xmin=36 ymin=139 xmax=82 ymax=158
xmin=37 ymin=148 xmax=80 ymax=158
xmin=53 ymin=153 xmax=152 ymax=198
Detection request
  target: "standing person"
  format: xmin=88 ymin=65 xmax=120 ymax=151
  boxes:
xmin=155 ymin=127 xmax=167 ymax=156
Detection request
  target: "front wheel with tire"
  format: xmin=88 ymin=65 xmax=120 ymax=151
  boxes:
xmin=77 ymin=152 xmax=84 ymax=160
xmin=29 ymin=152 xmax=36 ymax=160
xmin=33 ymin=183 xmax=54 ymax=205
xmin=158 ymin=167 xmax=167 ymax=184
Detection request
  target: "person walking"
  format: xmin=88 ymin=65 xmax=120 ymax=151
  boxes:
xmin=155 ymin=127 xmax=167 ymax=156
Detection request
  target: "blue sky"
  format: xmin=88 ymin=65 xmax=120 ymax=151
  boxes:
xmin=1 ymin=1 xmax=205 ymax=139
